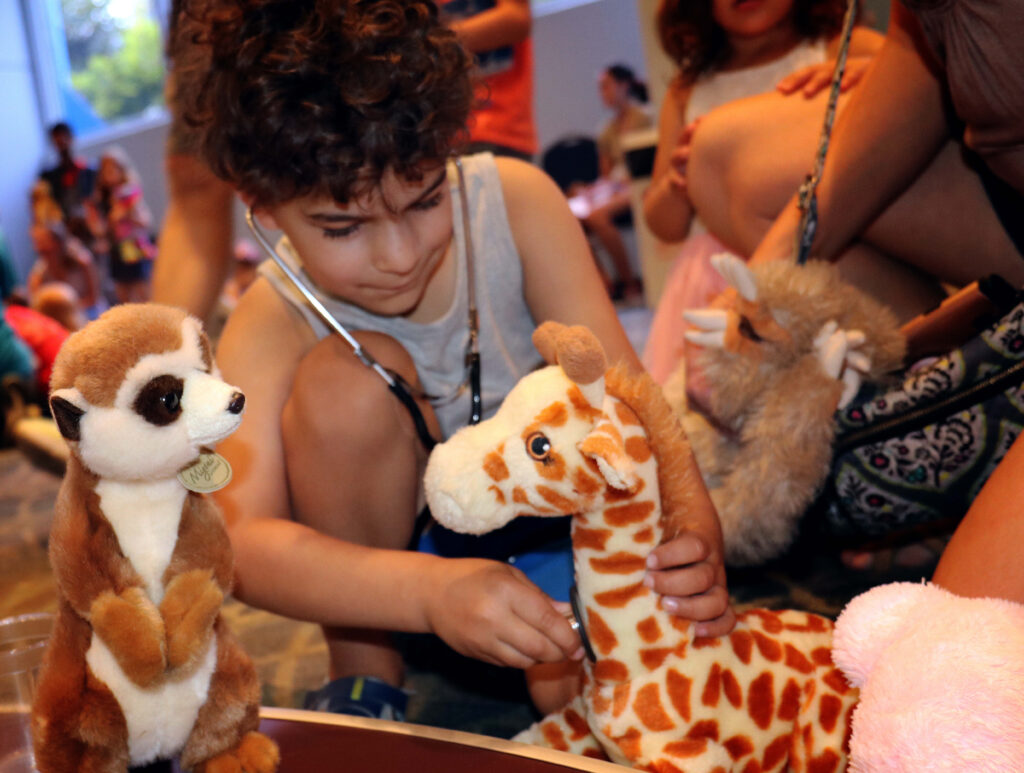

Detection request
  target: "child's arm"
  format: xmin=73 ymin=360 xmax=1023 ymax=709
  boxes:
xmin=778 ymin=26 xmax=885 ymax=98
xmin=215 ymin=279 xmax=580 ymax=669
xmin=502 ymin=157 xmax=733 ymax=636
xmin=642 ymin=83 xmax=696 ymax=243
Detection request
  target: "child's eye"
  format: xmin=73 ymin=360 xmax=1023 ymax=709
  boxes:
xmin=411 ymin=192 xmax=444 ymax=212
xmin=322 ymin=223 xmax=361 ymax=239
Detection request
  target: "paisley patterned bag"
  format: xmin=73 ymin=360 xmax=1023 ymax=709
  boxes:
xmin=821 ymin=297 xmax=1024 ymax=537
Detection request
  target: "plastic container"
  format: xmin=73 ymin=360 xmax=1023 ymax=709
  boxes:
xmin=0 ymin=613 xmax=53 ymax=773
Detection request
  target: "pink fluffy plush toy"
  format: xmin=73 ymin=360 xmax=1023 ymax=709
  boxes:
xmin=832 ymin=582 xmax=1024 ymax=772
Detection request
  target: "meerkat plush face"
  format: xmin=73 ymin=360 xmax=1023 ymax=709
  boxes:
xmin=49 ymin=304 xmax=245 ymax=481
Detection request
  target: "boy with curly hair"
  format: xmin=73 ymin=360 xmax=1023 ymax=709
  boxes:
xmin=176 ymin=0 xmax=732 ymax=721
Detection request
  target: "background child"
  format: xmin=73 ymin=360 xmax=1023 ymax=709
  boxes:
xmin=642 ymin=0 xmax=887 ymax=386
xmin=92 ymin=147 xmax=156 ymax=304
xmin=569 ymin=63 xmax=651 ymax=301
xmin=176 ymin=0 xmax=732 ymax=724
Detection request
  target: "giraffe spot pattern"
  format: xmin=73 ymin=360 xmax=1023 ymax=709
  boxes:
xmin=589 ymin=551 xmax=647 ymax=574
xmin=572 ymin=466 xmax=602 ymax=496
xmin=722 ymin=668 xmax=743 ymax=708
xmin=614 ymin=401 xmax=643 ymax=426
xmin=762 ymin=734 xmax=791 ymax=770
xmin=663 ymin=738 xmax=708 ymax=758
xmin=823 ymin=668 xmax=852 ymax=695
xmin=653 ymin=760 xmax=686 ymax=773
xmin=640 ymin=647 xmax=674 ymax=670
xmin=483 ymin=451 xmax=509 ymax=482
xmin=567 ymin=385 xmax=603 ymax=422
xmin=604 ymin=500 xmax=656 ymax=526
xmin=574 ymin=527 xmax=612 ymax=551
xmin=692 ymin=636 xmax=721 ymax=650
xmin=586 ymin=607 xmax=619 ymax=655
xmin=535 ymin=451 xmax=567 ymax=481
xmin=747 ymin=672 xmax=774 ymax=730
xmin=633 ymin=526 xmax=655 ymax=543
xmin=528 ymin=401 xmax=568 ymax=430
xmin=724 ymin=734 xmax=755 ymax=761
xmin=818 ymin=694 xmax=842 ymax=734
xmin=512 ymin=487 xmax=530 ymax=505
xmin=594 ymin=659 xmax=629 ymax=681
xmin=784 ymin=644 xmax=814 ymax=674
xmin=537 ymin=484 xmax=576 ymax=512
xmin=488 ymin=485 xmax=505 ymax=504
xmin=564 ymin=708 xmax=590 ymax=740
xmin=743 ymin=609 xmax=784 ymax=634
xmin=666 ymin=669 xmax=692 ymax=722
xmin=612 ymin=683 xmax=632 ymax=718
xmin=625 ymin=435 xmax=653 ymax=463
xmin=637 ymin=616 xmax=662 ymax=643
xmin=633 ymin=683 xmax=675 ymax=732
xmin=808 ymin=749 xmax=841 ymax=773
xmin=686 ymin=719 xmax=719 ymax=742
xmin=541 ymin=721 xmax=568 ymax=751
xmin=752 ymin=630 xmax=783 ymax=661
xmin=594 ymin=582 xmax=647 ymax=608
xmin=730 ymin=630 xmax=753 ymax=664
xmin=777 ymin=678 xmax=801 ymax=721
xmin=742 ymin=760 xmax=762 ymax=773
xmin=610 ymin=726 xmax=642 ymax=761
xmin=702 ymin=663 xmax=721 ymax=707
xmin=811 ymin=647 xmax=833 ymax=667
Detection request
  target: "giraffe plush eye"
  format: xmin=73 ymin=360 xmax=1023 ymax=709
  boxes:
xmin=526 ymin=432 xmax=552 ymax=461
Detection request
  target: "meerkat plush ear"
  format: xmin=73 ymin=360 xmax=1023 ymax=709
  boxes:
xmin=49 ymin=388 xmax=87 ymax=442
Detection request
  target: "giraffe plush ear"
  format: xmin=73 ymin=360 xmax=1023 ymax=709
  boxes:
xmin=578 ymin=418 xmax=639 ymax=491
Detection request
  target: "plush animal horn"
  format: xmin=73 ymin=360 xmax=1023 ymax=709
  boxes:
xmin=710 ymin=253 xmax=758 ymax=301
xmin=533 ymin=321 xmax=566 ymax=365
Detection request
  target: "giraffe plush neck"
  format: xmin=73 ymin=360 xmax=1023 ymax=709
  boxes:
xmin=425 ymin=322 xmax=856 ymax=772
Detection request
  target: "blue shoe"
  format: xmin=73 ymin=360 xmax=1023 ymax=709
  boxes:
xmin=303 ymin=676 xmax=409 ymax=721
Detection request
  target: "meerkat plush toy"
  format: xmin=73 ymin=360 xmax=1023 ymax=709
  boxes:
xmin=31 ymin=304 xmax=279 ymax=773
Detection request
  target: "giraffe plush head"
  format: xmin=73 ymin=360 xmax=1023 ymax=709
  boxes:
xmin=425 ymin=322 xmax=642 ymax=535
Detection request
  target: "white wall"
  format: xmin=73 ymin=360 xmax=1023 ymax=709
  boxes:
xmin=532 ymin=0 xmax=647 ymax=155
xmin=0 ymin=2 xmax=48 ymax=282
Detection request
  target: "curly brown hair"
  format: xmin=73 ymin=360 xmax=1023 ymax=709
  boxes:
xmin=657 ymin=0 xmax=852 ymax=84
xmin=175 ymin=0 xmax=474 ymax=207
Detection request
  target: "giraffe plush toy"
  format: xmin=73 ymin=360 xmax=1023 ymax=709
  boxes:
xmin=424 ymin=321 xmax=857 ymax=772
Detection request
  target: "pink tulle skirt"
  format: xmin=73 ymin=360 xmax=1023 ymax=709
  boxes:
xmin=643 ymin=231 xmax=731 ymax=385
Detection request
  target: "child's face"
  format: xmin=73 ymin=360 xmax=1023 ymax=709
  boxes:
xmin=99 ymin=157 xmax=126 ymax=187
xmin=712 ymin=0 xmax=794 ymax=39
xmin=598 ymin=71 xmax=628 ymax=109
xmin=260 ymin=164 xmax=454 ymax=317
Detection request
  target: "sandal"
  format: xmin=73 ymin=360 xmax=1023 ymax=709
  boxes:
xmin=303 ymin=676 xmax=410 ymax=721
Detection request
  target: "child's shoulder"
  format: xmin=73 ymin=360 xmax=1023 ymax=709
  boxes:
xmin=491 ymin=155 xmax=572 ymax=237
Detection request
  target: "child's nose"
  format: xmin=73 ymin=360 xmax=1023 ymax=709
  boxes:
xmin=373 ymin=225 xmax=419 ymax=274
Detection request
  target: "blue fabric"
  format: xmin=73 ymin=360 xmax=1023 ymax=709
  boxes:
xmin=304 ymin=676 xmax=409 ymax=721
xmin=417 ymin=517 xmax=573 ymax=602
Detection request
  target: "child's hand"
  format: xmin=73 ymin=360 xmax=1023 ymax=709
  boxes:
xmin=776 ymin=57 xmax=871 ymax=98
xmin=666 ymin=119 xmax=701 ymax=193
xmin=424 ymin=558 xmax=584 ymax=669
xmin=644 ymin=532 xmax=735 ymax=639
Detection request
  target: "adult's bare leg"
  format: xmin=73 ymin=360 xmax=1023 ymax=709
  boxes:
xmin=281 ymin=331 xmax=440 ymax=685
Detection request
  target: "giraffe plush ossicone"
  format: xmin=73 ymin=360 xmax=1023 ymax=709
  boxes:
xmin=424 ymin=321 xmax=857 ymax=772
xmin=677 ymin=255 xmax=906 ymax=565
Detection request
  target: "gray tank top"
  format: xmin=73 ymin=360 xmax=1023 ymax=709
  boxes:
xmin=259 ymin=153 xmax=542 ymax=439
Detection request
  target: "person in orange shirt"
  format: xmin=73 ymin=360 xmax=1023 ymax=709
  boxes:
xmin=443 ymin=0 xmax=537 ymax=161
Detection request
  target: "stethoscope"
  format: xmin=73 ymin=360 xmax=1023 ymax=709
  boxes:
xmin=244 ymin=157 xmax=482 ymax=451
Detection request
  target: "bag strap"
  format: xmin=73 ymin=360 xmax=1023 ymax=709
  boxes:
xmin=794 ymin=0 xmax=859 ymax=265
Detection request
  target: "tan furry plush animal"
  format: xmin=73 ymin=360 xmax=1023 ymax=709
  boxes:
xmin=677 ymin=256 xmax=906 ymax=565
xmin=425 ymin=322 xmax=857 ymax=772
xmin=31 ymin=304 xmax=279 ymax=773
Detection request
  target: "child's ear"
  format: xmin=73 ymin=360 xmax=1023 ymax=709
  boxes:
xmin=50 ymin=388 xmax=87 ymax=442
xmin=244 ymin=197 xmax=281 ymax=232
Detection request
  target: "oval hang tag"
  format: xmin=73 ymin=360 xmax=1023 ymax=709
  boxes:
xmin=178 ymin=452 xmax=233 ymax=493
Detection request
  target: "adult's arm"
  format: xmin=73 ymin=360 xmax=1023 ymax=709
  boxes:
xmin=750 ymin=2 xmax=949 ymax=265
xmin=446 ymin=0 xmax=530 ymax=54
xmin=152 ymin=153 xmax=236 ymax=320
